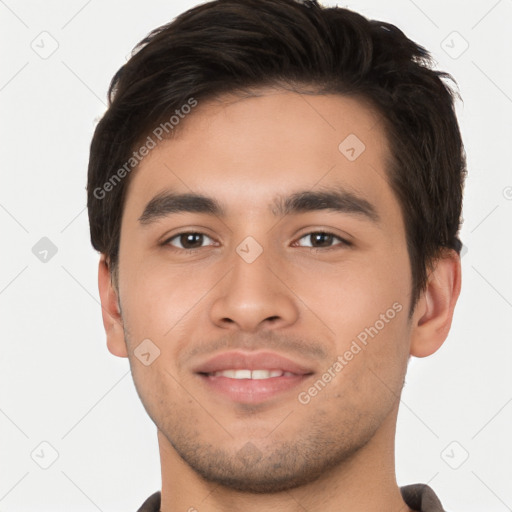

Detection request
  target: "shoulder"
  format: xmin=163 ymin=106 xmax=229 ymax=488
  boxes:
xmin=401 ymin=484 xmax=445 ymax=512
xmin=136 ymin=491 xmax=161 ymax=512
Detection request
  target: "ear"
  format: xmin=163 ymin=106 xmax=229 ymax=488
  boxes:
xmin=98 ymin=255 xmax=128 ymax=358
xmin=409 ymin=249 xmax=462 ymax=358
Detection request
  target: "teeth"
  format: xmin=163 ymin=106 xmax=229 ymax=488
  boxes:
xmin=210 ymin=369 xmax=295 ymax=379
xmin=252 ymin=369 xmax=282 ymax=379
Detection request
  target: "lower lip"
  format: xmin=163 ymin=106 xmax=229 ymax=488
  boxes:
xmin=198 ymin=374 xmax=310 ymax=404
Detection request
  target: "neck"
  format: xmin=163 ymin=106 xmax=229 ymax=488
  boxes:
xmin=158 ymin=403 xmax=411 ymax=512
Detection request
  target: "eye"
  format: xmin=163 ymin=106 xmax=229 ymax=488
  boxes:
xmin=161 ymin=230 xmax=350 ymax=252
xmin=294 ymin=231 xmax=351 ymax=249
xmin=164 ymin=232 xmax=216 ymax=250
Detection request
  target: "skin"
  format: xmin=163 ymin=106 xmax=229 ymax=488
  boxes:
xmin=98 ymin=89 xmax=461 ymax=512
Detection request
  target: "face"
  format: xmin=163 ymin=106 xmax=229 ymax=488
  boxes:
xmin=114 ymin=89 xmax=415 ymax=492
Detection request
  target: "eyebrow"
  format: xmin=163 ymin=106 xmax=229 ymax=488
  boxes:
xmin=138 ymin=187 xmax=380 ymax=225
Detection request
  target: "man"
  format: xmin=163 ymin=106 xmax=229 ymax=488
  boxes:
xmin=87 ymin=0 xmax=465 ymax=510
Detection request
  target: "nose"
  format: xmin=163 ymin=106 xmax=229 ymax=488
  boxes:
xmin=209 ymin=245 xmax=300 ymax=332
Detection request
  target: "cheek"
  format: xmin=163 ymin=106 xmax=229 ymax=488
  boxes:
xmin=293 ymin=252 xmax=411 ymax=384
xmin=129 ymin=360 xmax=183 ymax=429
xmin=295 ymin=255 xmax=409 ymax=334
xmin=119 ymin=260 xmax=217 ymax=342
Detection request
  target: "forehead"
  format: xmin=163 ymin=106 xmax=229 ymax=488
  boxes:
xmin=122 ymin=90 xmax=401 ymax=229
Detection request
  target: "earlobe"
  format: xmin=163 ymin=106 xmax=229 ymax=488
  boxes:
xmin=409 ymin=249 xmax=462 ymax=358
xmin=98 ymin=255 xmax=128 ymax=358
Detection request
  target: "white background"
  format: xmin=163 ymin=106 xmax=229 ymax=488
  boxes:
xmin=1 ymin=0 xmax=511 ymax=510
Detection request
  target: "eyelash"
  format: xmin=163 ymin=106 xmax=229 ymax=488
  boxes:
xmin=161 ymin=231 xmax=352 ymax=252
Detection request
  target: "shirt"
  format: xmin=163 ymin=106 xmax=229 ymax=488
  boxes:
xmin=136 ymin=483 xmax=446 ymax=511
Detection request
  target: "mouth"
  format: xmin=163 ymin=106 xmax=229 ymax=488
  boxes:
xmin=194 ymin=351 xmax=315 ymax=404
xmin=206 ymin=369 xmax=297 ymax=379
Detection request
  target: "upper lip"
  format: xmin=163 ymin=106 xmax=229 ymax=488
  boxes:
xmin=193 ymin=351 xmax=315 ymax=375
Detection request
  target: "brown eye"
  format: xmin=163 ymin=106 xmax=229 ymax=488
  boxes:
xmin=296 ymin=232 xmax=349 ymax=249
xmin=166 ymin=232 xmax=214 ymax=250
